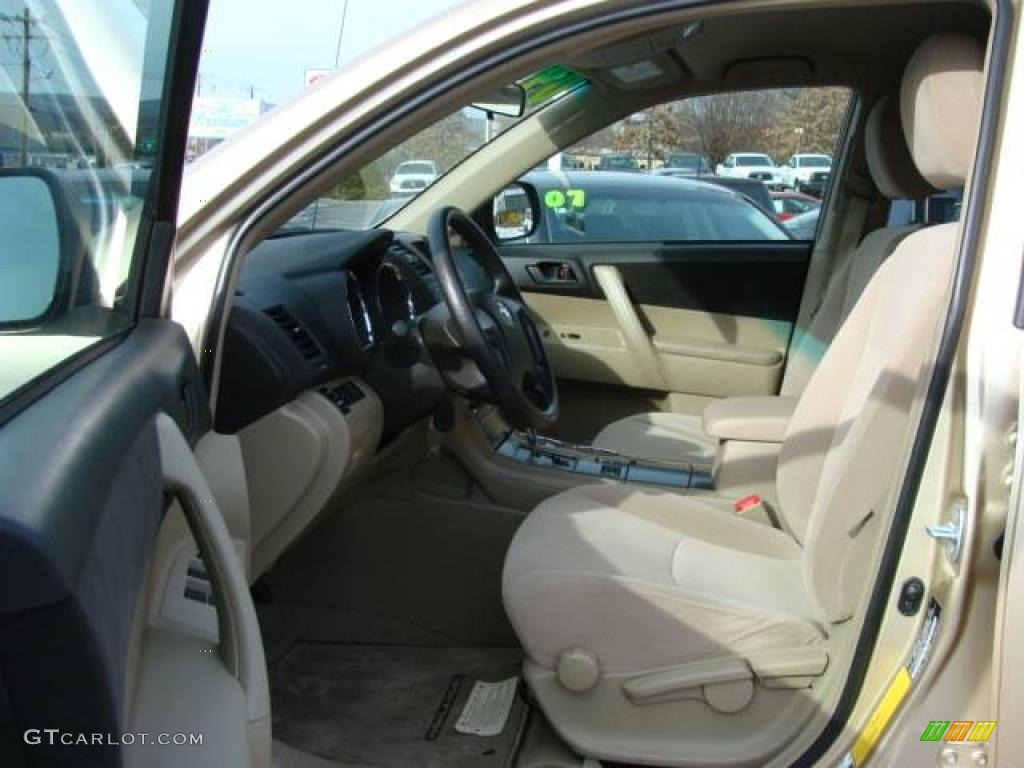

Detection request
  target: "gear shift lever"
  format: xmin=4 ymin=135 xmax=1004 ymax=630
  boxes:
xmin=525 ymin=428 xmax=538 ymax=451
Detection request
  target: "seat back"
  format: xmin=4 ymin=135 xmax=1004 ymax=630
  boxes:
xmin=775 ymin=34 xmax=985 ymax=622
xmin=781 ymin=95 xmax=936 ymax=396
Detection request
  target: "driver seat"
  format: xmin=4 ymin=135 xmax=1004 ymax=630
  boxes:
xmin=502 ymin=35 xmax=983 ymax=765
xmin=590 ymin=84 xmax=939 ymax=466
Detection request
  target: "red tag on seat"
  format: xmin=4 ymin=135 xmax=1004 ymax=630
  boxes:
xmin=734 ymin=494 xmax=762 ymax=514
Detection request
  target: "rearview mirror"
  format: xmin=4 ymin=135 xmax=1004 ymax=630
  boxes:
xmin=470 ymin=84 xmax=527 ymax=119
xmin=0 ymin=170 xmax=66 ymax=325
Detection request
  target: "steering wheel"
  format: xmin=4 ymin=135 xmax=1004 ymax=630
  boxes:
xmin=426 ymin=206 xmax=558 ymax=430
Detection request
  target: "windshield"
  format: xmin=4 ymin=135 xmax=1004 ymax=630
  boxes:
xmin=395 ymin=162 xmax=436 ymax=175
xmin=281 ymin=64 xmax=587 ymax=233
xmin=799 ymin=156 xmax=831 ymax=167
xmin=737 ymin=155 xmax=773 ymax=167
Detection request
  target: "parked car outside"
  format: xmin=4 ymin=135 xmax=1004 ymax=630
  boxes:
xmin=771 ymin=190 xmax=822 ymax=221
xmin=598 ymin=153 xmax=639 ymax=172
xmin=778 ymin=152 xmax=832 ymax=190
xmin=783 ymin=207 xmax=821 ymax=239
xmin=697 ymin=176 xmax=774 ymax=216
xmin=660 ymin=151 xmax=713 ymax=176
xmin=389 ymin=160 xmax=439 ymax=194
xmin=508 ymin=170 xmax=790 ymax=244
xmin=533 ymin=152 xmax=579 ymax=172
xmin=715 ymin=151 xmax=784 ymax=188
xmin=799 ymin=169 xmax=831 ymax=198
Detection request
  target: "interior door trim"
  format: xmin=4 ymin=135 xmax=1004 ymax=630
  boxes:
xmin=157 ymin=413 xmax=270 ymax=726
xmin=592 ymin=264 xmax=668 ymax=389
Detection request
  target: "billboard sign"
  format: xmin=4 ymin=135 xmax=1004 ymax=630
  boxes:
xmin=189 ymin=97 xmax=267 ymax=140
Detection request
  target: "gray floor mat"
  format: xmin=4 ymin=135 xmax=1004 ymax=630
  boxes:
xmin=270 ymin=644 xmax=528 ymax=768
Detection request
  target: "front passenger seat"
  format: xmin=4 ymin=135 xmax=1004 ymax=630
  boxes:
xmin=502 ymin=34 xmax=982 ymax=766
xmin=590 ymin=93 xmax=936 ymax=465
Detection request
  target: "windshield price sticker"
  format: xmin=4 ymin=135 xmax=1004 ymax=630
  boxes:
xmin=544 ymin=189 xmax=586 ymax=209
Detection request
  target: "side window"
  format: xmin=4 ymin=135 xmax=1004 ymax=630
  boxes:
xmin=497 ymin=87 xmax=852 ymax=245
xmin=0 ymin=3 xmax=180 ymax=404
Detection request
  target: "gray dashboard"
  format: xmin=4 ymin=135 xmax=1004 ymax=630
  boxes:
xmin=216 ymin=228 xmax=446 ymax=439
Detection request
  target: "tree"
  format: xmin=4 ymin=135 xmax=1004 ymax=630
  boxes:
xmin=612 ymin=104 xmax=682 ymax=167
xmin=676 ymin=91 xmax=779 ymax=165
xmin=568 ymin=88 xmax=851 ymax=169
xmin=766 ymin=88 xmax=850 ymax=159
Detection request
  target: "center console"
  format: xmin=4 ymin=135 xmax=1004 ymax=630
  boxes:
xmin=491 ymin=429 xmax=715 ymax=490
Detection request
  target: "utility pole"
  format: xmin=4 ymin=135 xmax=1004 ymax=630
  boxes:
xmin=0 ymin=7 xmax=46 ymax=166
xmin=20 ymin=7 xmax=30 ymax=165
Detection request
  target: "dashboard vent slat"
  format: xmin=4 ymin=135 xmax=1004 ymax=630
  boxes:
xmin=389 ymin=241 xmax=432 ymax=277
xmin=263 ymin=305 xmax=324 ymax=362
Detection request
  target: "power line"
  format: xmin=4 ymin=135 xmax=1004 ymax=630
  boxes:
xmin=333 ymin=0 xmax=349 ymax=67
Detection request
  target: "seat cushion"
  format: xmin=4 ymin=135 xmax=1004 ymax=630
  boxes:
xmin=591 ymin=411 xmax=717 ymax=465
xmin=502 ymin=484 xmax=826 ymax=676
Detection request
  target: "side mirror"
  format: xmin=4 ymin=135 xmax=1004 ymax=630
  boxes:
xmin=493 ymin=183 xmax=537 ymax=241
xmin=470 ymin=84 xmax=527 ymax=119
xmin=0 ymin=169 xmax=68 ymax=326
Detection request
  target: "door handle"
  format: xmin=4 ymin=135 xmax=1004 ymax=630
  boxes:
xmin=527 ymin=261 xmax=578 ymax=285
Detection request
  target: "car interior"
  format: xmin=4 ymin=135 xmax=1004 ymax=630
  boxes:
xmin=0 ymin=1 xmax=996 ymax=767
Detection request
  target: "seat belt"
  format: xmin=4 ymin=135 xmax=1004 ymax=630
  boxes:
xmin=808 ymin=171 xmax=874 ymax=323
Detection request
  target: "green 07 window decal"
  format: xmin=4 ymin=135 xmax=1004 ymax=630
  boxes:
xmin=544 ymin=189 xmax=586 ymax=209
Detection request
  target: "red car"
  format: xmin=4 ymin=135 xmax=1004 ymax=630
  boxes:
xmin=771 ymin=190 xmax=821 ymax=221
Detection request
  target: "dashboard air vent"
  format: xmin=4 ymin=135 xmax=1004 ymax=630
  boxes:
xmin=263 ymin=305 xmax=324 ymax=362
xmin=390 ymin=240 xmax=432 ymax=278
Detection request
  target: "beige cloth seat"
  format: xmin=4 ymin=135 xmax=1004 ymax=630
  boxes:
xmin=503 ymin=34 xmax=983 ymax=762
xmin=592 ymin=95 xmax=936 ymax=465
xmin=503 ymin=485 xmax=825 ymax=674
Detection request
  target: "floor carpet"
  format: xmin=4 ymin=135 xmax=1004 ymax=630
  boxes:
xmin=270 ymin=644 xmax=528 ymax=768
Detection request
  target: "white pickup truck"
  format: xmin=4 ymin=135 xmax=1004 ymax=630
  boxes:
xmin=778 ymin=153 xmax=833 ymax=191
xmin=715 ymin=152 xmax=783 ymax=189
xmin=389 ymin=160 xmax=439 ymax=195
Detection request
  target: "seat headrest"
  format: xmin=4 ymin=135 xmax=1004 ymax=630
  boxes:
xmin=900 ymin=34 xmax=984 ymax=189
xmin=864 ymin=95 xmax=935 ymax=200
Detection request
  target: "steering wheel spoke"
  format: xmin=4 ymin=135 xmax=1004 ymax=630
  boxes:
xmin=425 ymin=207 xmax=558 ymax=430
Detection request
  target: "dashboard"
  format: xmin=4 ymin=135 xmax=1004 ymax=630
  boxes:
xmin=216 ymin=228 xmax=448 ymax=440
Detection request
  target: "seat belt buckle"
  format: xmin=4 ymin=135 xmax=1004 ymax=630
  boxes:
xmin=733 ymin=494 xmax=780 ymax=527
xmin=734 ymin=494 xmax=764 ymax=516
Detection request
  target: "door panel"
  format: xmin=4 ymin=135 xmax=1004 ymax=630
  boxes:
xmin=0 ymin=322 xmax=270 ymax=767
xmin=501 ymin=241 xmax=810 ymax=399
xmin=0 ymin=0 xmax=264 ymax=763
xmin=0 ymin=323 xmax=195 ymax=761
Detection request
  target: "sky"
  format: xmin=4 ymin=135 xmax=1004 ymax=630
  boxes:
xmin=198 ymin=0 xmax=465 ymax=106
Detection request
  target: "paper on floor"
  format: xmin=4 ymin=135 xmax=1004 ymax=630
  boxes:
xmin=454 ymin=678 xmax=518 ymax=737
